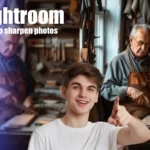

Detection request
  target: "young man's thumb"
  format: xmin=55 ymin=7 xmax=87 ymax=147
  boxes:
xmin=108 ymin=117 xmax=116 ymax=125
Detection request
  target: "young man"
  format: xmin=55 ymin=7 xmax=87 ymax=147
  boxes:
xmin=28 ymin=62 xmax=150 ymax=150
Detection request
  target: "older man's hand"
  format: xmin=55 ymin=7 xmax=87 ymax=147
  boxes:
xmin=127 ymin=87 xmax=149 ymax=105
xmin=23 ymin=96 xmax=33 ymax=108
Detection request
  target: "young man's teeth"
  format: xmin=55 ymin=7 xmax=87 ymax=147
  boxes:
xmin=78 ymin=100 xmax=87 ymax=104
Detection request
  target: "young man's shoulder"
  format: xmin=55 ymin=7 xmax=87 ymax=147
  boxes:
xmin=93 ymin=121 xmax=118 ymax=129
xmin=34 ymin=119 xmax=58 ymax=135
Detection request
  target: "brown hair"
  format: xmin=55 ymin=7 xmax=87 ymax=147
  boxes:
xmin=62 ymin=62 xmax=103 ymax=90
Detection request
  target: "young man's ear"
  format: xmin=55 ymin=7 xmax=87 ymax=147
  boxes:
xmin=95 ymin=91 xmax=99 ymax=103
xmin=61 ymin=86 xmax=67 ymax=98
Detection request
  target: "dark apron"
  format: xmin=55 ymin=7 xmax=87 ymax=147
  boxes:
xmin=120 ymin=50 xmax=150 ymax=118
xmin=0 ymin=71 xmax=26 ymax=125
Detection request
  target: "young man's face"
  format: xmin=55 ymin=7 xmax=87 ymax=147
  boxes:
xmin=130 ymin=28 xmax=150 ymax=59
xmin=0 ymin=34 xmax=20 ymax=57
xmin=62 ymin=75 xmax=99 ymax=116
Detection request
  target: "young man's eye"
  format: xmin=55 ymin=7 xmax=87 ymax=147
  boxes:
xmin=73 ymin=86 xmax=79 ymax=89
xmin=88 ymin=88 xmax=95 ymax=92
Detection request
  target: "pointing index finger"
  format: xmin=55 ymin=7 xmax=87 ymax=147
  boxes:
xmin=113 ymin=97 xmax=120 ymax=110
xmin=111 ymin=97 xmax=120 ymax=118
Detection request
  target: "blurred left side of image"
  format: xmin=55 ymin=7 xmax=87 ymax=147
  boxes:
xmin=0 ymin=1 xmax=36 ymax=150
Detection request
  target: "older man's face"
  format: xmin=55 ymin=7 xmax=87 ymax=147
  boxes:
xmin=130 ymin=28 xmax=150 ymax=59
xmin=0 ymin=34 xmax=20 ymax=57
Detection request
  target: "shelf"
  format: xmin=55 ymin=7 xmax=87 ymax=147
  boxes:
xmin=25 ymin=24 xmax=80 ymax=29
xmin=25 ymin=0 xmax=70 ymax=3
xmin=25 ymin=0 xmax=80 ymax=83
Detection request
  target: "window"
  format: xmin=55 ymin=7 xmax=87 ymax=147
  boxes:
xmin=94 ymin=0 xmax=106 ymax=74
xmin=94 ymin=6 xmax=105 ymax=74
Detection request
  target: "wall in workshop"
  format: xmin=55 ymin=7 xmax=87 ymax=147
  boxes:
xmin=104 ymin=0 xmax=122 ymax=66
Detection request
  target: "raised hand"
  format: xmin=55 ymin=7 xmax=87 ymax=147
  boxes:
xmin=108 ymin=97 xmax=132 ymax=126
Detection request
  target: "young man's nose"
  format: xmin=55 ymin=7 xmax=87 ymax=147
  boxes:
xmin=79 ymin=89 xmax=87 ymax=97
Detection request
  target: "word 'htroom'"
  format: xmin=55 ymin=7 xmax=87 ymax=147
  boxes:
xmin=0 ymin=7 xmax=64 ymax=25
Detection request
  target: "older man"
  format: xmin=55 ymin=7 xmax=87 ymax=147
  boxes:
xmin=101 ymin=24 xmax=150 ymax=118
xmin=0 ymin=27 xmax=35 ymax=124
